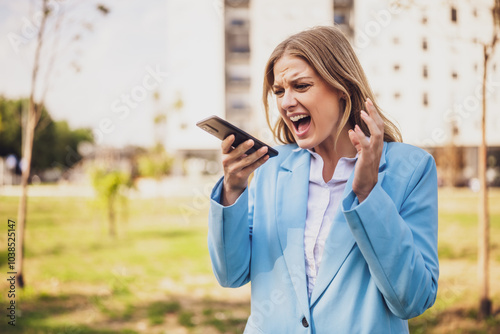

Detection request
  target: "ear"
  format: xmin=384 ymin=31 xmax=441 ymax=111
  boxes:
xmin=338 ymin=91 xmax=348 ymax=112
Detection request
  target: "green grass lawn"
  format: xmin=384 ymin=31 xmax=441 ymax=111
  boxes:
xmin=0 ymin=188 xmax=499 ymax=333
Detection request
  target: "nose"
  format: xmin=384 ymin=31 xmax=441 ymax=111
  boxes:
xmin=280 ymin=89 xmax=297 ymax=111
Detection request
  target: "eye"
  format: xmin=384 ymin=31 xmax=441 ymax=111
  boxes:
xmin=295 ymin=83 xmax=310 ymax=90
xmin=273 ymin=89 xmax=284 ymax=96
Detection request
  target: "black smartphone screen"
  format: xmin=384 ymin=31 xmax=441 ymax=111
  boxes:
xmin=196 ymin=115 xmax=278 ymax=157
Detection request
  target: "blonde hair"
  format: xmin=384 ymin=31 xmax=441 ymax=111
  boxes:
xmin=262 ymin=26 xmax=402 ymax=144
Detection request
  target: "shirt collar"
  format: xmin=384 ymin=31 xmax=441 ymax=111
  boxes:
xmin=306 ymin=149 xmax=358 ymax=185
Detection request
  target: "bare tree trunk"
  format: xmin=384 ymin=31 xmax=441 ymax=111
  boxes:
xmin=16 ymin=0 xmax=49 ymax=289
xmin=478 ymin=44 xmax=491 ymax=319
xmin=108 ymin=194 xmax=116 ymax=238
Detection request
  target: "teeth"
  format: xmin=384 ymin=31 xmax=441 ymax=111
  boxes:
xmin=290 ymin=114 xmax=309 ymax=122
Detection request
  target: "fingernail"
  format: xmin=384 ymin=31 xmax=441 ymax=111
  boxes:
xmin=355 ymin=124 xmax=361 ymax=131
xmin=366 ymin=97 xmax=373 ymax=105
xmin=348 ymin=129 xmax=353 ymax=134
xmin=360 ymin=110 xmax=368 ymax=117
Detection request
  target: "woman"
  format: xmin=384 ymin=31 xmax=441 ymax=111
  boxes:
xmin=208 ymin=26 xmax=438 ymax=333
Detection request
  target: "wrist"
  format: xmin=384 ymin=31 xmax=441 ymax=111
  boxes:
xmin=222 ymin=181 xmax=246 ymax=206
xmin=354 ymin=186 xmax=373 ymax=203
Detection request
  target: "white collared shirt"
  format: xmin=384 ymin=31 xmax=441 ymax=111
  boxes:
xmin=304 ymin=150 xmax=357 ymax=297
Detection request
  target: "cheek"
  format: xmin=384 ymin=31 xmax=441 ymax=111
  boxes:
xmin=276 ymin=98 xmax=285 ymax=113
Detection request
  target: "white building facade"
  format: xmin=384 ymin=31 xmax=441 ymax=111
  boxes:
xmin=349 ymin=0 xmax=500 ymax=185
xmin=165 ymin=0 xmax=500 ymax=184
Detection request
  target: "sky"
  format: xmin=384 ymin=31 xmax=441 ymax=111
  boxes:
xmin=0 ymin=0 xmax=169 ymax=148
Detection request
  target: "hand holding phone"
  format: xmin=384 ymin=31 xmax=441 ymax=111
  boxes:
xmin=196 ymin=115 xmax=278 ymax=157
xmin=197 ymin=115 xmax=277 ymax=206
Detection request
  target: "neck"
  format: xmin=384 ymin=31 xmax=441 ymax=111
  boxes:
xmin=313 ymin=126 xmax=357 ymax=182
xmin=313 ymin=126 xmax=356 ymax=163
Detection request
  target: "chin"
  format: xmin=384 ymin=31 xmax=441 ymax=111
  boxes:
xmin=295 ymin=138 xmax=315 ymax=150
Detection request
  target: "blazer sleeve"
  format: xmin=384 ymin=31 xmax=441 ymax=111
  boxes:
xmin=207 ymin=175 xmax=255 ymax=288
xmin=342 ymin=151 xmax=439 ymax=320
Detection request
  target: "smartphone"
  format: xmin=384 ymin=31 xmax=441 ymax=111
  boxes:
xmin=196 ymin=115 xmax=278 ymax=158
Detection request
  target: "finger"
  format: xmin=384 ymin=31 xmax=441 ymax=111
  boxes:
xmin=354 ymin=124 xmax=370 ymax=148
xmin=348 ymin=129 xmax=361 ymax=149
xmin=241 ymin=152 xmax=270 ymax=174
xmin=221 ymin=135 xmax=235 ymax=154
xmin=224 ymin=139 xmax=254 ymax=160
xmin=222 ymin=139 xmax=255 ymax=172
xmin=349 ymin=126 xmax=369 ymax=151
xmin=365 ymin=98 xmax=384 ymax=128
xmin=232 ymin=139 xmax=254 ymax=157
xmin=229 ymin=145 xmax=268 ymax=172
xmin=360 ymin=110 xmax=383 ymax=141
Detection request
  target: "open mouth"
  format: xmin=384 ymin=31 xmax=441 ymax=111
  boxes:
xmin=290 ymin=114 xmax=311 ymax=135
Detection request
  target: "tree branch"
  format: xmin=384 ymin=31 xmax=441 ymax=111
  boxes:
xmin=30 ymin=0 xmax=50 ymax=124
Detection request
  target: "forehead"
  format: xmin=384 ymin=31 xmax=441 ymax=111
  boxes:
xmin=273 ymin=56 xmax=315 ymax=83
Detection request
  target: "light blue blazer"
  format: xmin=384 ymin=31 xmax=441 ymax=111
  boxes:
xmin=208 ymin=142 xmax=439 ymax=334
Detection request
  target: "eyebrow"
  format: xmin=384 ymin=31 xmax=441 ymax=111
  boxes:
xmin=272 ymin=76 xmax=313 ymax=89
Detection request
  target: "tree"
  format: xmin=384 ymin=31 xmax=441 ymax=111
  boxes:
xmin=0 ymin=97 xmax=93 ymax=174
xmin=16 ymin=0 xmax=109 ymax=288
xmin=477 ymin=0 xmax=500 ymax=320
xmin=90 ymin=168 xmax=132 ymax=238
xmin=16 ymin=0 xmax=51 ymax=289
xmin=0 ymin=97 xmax=24 ymax=158
xmin=136 ymin=144 xmax=174 ymax=180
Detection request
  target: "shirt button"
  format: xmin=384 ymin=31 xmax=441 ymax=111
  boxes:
xmin=302 ymin=316 xmax=309 ymax=328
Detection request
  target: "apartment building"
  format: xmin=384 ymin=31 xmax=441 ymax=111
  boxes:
xmin=164 ymin=0 xmax=500 ymax=184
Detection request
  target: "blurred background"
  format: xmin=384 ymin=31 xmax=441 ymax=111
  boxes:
xmin=0 ymin=0 xmax=499 ymax=333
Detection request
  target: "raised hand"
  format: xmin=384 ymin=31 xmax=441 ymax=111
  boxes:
xmin=221 ymin=135 xmax=269 ymax=206
xmin=348 ymin=98 xmax=384 ymax=203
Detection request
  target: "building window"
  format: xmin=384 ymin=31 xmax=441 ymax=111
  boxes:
xmin=474 ymin=63 xmax=478 ymax=72
xmin=451 ymin=7 xmax=457 ymax=23
xmin=473 ymin=8 xmax=478 ymax=17
xmin=394 ymin=92 xmax=401 ymax=99
xmin=334 ymin=0 xmax=354 ymax=6
xmin=227 ymin=94 xmax=250 ymax=115
xmin=452 ymin=71 xmax=458 ymax=80
xmin=423 ymin=93 xmax=429 ymax=107
xmin=393 ymin=64 xmax=400 ymax=72
xmin=230 ymin=18 xmax=246 ymax=28
xmin=393 ymin=36 xmax=400 ymax=45
xmin=422 ymin=16 xmax=428 ymax=24
xmin=334 ymin=14 xmax=347 ymax=25
xmin=423 ymin=65 xmax=428 ymax=78
xmin=226 ymin=0 xmax=249 ymax=7
xmin=226 ymin=13 xmax=250 ymax=56
xmin=227 ymin=33 xmax=250 ymax=53
xmin=422 ymin=38 xmax=428 ymax=51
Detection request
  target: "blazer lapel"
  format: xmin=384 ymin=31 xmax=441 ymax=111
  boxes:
xmin=276 ymin=147 xmax=311 ymax=316
xmin=310 ymin=142 xmax=388 ymax=306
